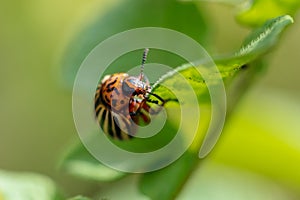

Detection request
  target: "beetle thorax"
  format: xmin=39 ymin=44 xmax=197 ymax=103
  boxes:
xmin=100 ymin=73 xmax=151 ymax=114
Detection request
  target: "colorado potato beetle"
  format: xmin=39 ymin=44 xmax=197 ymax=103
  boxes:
xmin=94 ymin=49 xmax=167 ymax=139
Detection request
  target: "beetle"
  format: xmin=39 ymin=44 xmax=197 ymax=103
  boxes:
xmin=94 ymin=48 xmax=168 ymax=139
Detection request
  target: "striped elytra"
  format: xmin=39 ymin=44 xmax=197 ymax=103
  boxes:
xmin=94 ymin=49 xmax=165 ymax=140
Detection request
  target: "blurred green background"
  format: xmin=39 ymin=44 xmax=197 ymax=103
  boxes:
xmin=0 ymin=0 xmax=299 ymax=198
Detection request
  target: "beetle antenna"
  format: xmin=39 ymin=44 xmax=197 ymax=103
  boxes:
xmin=139 ymin=48 xmax=149 ymax=81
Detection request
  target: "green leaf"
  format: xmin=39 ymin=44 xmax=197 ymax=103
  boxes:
xmin=61 ymin=0 xmax=208 ymax=88
xmin=61 ymin=115 xmax=183 ymax=174
xmin=140 ymin=151 xmax=199 ymax=200
xmin=67 ymin=196 xmax=92 ymax=200
xmin=140 ymin=15 xmax=293 ymax=200
xmin=211 ymin=89 xmax=300 ymax=190
xmin=60 ymin=141 xmax=126 ymax=182
xmin=237 ymin=0 xmax=300 ymax=27
xmin=177 ymin=161 xmax=299 ymax=200
xmin=0 ymin=170 xmax=63 ymax=200
xmin=152 ymin=15 xmax=294 ymax=104
xmin=95 ymin=90 xmax=300 ymax=199
xmin=237 ymin=15 xmax=294 ymax=58
xmin=95 ymin=175 xmax=149 ymax=200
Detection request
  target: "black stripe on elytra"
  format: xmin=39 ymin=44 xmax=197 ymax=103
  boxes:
xmin=94 ymin=99 xmax=100 ymax=111
xmin=107 ymin=111 xmax=113 ymax=137
xmin=113 ymin=116 xmax=123 ymax=140
xmin=95 ymin=91 xmax=102 ymax=109
xmin=125 ymin=118 xmax=133 ymax=138
xmin=97 ymin=89 xmax=111 ymax=109
xmin=95 ymin=104 xmax=102 ymax=116
xmin=122 ymin=117 xmax=133 ymax=138
xmin=99 ymin=108 xmax=107 ymax=128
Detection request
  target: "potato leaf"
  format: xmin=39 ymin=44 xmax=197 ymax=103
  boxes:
xmin=152 ymin=15 xmax=294 ymax=103
xmin=67 ymin=196 xmax=92 ymax=200
xmin=211 ymin=89 xmax=300 ymax=190
xmin=0 ymin=170 xmax=63 ymax=200
xmin=237 ymin=0 xmax=300 ymax=27
xmin=60 ymin=141 xmax=126 ymax=182
xmin=140 ymin=15 xmax=293 ymax=200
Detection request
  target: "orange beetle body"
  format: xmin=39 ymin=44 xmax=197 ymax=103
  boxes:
xmin=95 ymin=72 xmax=153 ymax=139
xmin=94 ymin=49 xmax=168 ymax=139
